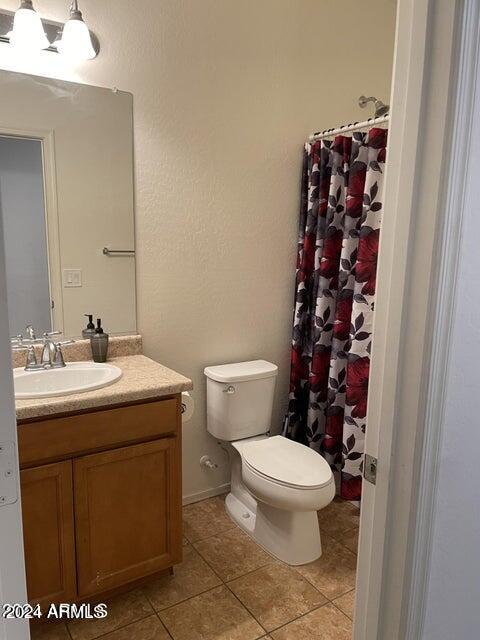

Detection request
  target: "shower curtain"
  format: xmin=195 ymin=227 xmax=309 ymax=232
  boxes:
xmin=287 ymin=127 xmax=388 ymax=502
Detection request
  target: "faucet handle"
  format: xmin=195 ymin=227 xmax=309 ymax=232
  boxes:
xmin=53 ymin=340 xmax=74 ymax=368
xmin=24 ymin=345 xmax=38 ymax=369
xmin=43 ymin=330 xmax=62 ymax=339
xmin=11 ymin=336 xmax=42 ymax=347
xmin=12 ymin=344 xmax=39 ymax=370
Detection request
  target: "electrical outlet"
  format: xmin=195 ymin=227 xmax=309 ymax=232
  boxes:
xmin=63 ymin=269 xmax=82 ymax=287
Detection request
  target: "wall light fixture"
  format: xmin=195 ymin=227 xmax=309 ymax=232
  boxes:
xmin=0 ymin=0 xmax=99 ymax=60
xmin=8 ymin=0 xmax=49 ymax=52
xmin=57 ymin=1 xmax=95 ymax=61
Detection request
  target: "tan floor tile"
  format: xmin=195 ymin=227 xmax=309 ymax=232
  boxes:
xmin=30 ymin=621 xmax=70 ymax=640
xmin=270 ymin=603 xmax=352 ymax=640
xmin=100 ymin=615 xmax=171 ymax=639
xmin=339 ymin=528 xmax=359 ymax=554
xmin=67 ymin=588 xmax=153 ymax=640
xmin=295 ymin=536 xmax=357 ymax=600
xmin=193 ymin=526 xmax=273 ymax=581
xmin=144 ymin=544 xmax=222 ymax=610
xmin=159 ymin=585 xmax=264 ymax=640
xmin=333 ymin=590 xmax=356 ymax=620
xmin=317 ymin=498 xmax=360 ymax=538
xmin=228 ymin=562 xmax=327 ymax=632
xmin=183 ymin=495 xmax=234 ymax=543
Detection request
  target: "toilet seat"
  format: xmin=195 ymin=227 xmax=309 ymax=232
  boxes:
xmin=238 ymin=435 xmax=333 ymax=490
xmin=243 ymin=459 xmax=326 ymax=490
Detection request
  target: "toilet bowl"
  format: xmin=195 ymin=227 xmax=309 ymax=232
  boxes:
xmin=204 ymin=360 xmax=335 ymax=565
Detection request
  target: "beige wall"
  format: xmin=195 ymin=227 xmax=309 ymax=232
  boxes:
xmin=0 ymin=0 xmax=396 ymax=502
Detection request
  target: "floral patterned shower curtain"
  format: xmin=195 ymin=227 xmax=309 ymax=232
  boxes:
xmin=287 ymin=127 xmax=388 ymax=502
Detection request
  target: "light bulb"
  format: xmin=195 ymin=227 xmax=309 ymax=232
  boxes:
xmin=8 ymin=0 xmax=50 ymax=52
xmin=57 ymin=1 xmax=96 ymax=61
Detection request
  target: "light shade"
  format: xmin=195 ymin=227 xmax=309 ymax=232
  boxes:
xmin=57 ymin=9 xmax=95 ymax=61
xmin=8 ymin=1 xmax=50 ymax=51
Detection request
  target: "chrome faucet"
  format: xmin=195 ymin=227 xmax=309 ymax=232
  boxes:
xmin=40 ymin=331 xmax=62 ymax=367
xmin=11 ymin=327 xmax=74 ymax=371
xmin=41 ymin=332 xmax=74 ymax=369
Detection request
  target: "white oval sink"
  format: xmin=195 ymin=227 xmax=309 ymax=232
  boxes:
xmin=14 ymin=362 xmax=123 ymax=399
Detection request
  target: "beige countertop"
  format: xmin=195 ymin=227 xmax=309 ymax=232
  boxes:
xmin=15 ymin=355 xmax=193 ymax=421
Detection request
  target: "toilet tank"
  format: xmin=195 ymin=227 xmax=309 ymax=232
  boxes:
xmin=204 ymin=360 xmax=278 ymax=441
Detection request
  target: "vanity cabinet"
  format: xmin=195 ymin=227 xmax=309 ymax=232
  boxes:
xmin=17 ymin=396 xmax=182 ymax=605
xmin=20 ymin=461 xmax=77 ymax=607
xmin=74 ymin=438 xmax=180 ymax=596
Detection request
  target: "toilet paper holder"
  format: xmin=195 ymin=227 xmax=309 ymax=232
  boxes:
xmin=180 ymin=391 xmax=194 ymax=421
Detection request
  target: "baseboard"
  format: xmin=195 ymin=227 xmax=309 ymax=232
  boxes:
xmin=182 ymin=483 xmax=230 ymax=506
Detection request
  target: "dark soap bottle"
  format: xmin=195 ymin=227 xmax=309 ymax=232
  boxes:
xmin=90 ymin=318 xmax=109 ymax=363
xmin=82 ymin=314 xmax=96 ymax=339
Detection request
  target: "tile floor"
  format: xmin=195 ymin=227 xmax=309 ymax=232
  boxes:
xmin=31 ymin=495 xmax=359 ymax=640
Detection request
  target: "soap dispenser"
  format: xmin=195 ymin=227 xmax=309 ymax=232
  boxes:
xmin=90 ymin=319 xmax=109 ymax=363
xmin=82 ymin=314 xmax=96 ymax=339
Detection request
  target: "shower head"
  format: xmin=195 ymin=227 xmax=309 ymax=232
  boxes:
xmin=358 ymin=95 xmax=390 ymax=118
xmin=374 ymin=101 xmax=390 ymax=117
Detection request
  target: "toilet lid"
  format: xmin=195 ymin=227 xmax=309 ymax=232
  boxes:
xmin=241 ymin=436 xmax=333 ymax=489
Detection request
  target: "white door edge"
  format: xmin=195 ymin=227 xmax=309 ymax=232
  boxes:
xmin=0 ymin=185 xmax=29 ymax=636
xmin=354 ymin=0 xmax=466 ymax=638
xmin=354 ymin=0 xmax=432 ymax=635
xmin=404 ymin=1 xmax=480 ymax=637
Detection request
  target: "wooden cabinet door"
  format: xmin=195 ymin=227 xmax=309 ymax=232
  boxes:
xmin=74 ymin=438 xmax=182 ymax=596
xmin=20 ymin=461 xmax=77 ymax=606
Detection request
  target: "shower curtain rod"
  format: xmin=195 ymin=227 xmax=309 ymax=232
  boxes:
xmin=309 ymin=114 xmax=389 ymax=142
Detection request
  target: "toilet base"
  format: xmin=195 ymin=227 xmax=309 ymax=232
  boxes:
xmin=225 ymin=492 xmax=256 ymax=535
xmin=225 ymin=492 xmax=322 ymax=565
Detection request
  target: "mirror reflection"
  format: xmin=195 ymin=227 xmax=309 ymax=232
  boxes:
xmin=0 ymin=136 xmax=50 ymax=336
xmin=0 ymin=70 xmax=136 ymax=340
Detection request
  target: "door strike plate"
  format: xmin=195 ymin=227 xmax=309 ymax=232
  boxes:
xmin=364 ymin=453 xmax=377 ymax=485
xmin=0 ymin=442 xmax=18 ymax=506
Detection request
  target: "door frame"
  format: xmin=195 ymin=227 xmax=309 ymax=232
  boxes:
xmin=0 ymin=127 xmax=64 ymax=334
xmin=355 ymin=0 xmax=473 ymax=638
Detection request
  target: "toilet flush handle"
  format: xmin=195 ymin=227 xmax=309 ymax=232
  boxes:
xmin=223 ymin=385 xmax=236 ymax=394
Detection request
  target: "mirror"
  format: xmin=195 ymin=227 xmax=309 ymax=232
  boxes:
xmin=0 ymin=70 xmax=136 ymax=340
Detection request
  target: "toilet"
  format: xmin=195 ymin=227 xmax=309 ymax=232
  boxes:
xmin=204 ymin=359 xmax=335 ymax=565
